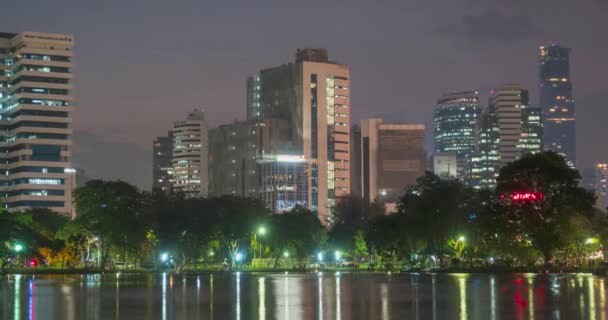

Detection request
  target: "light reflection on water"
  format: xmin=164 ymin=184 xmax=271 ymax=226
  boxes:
xmin=1 ymin=272 xmax=608 ymax=319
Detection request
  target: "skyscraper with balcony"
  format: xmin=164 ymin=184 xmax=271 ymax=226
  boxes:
xmin=539 ymin=44 xmax=576 ymax=167
xmin=0 ymin=32 xmax=75 ymax=216
xmin=433 ymin=91 xmax=481 ymax=176
xmin=171 ymin=109 xmax=208 ymax=198
xmin=247 ymin=48 xmax=350 ymax=223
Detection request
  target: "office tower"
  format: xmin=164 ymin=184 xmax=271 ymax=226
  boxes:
xmin=0 ymin=32 xmax=75 ymax=216
xmin=490 ymin=85 xmax=542 ymax=165
xmin=596 ymin=163 xmax=608 ymax=210
xmin=349 ymin=124 xmax=362 ymax=197
xmin=466 ymin=85 xmax=543 ymax=189
xmin=356 ymin=119 xmax=425 ymax=203
xmin=152 ymin=131 xmax=173 ymax=193
xmin=580 ymin=167 xmax=596 ymax=192
xmin=433 ymin=91 xmax=481 ymax=176
xmin=465 ymin=107 xmax=500 ymax=189
xmin=432 ymin=152 xmax=458 ymax=178
xmin=257 ymin=155 xmax=309 ymax=213
xmin=171 ymin=109 xmax=208 ymax=198
xmin=247 ymin=48 xmax=350 ymax=223
xmin=209 ymin=118 xmax=291 ymax=197
xmin=539 ymin=44 xmax=576 ymax=167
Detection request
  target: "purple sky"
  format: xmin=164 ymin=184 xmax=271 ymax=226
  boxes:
xmin=4 ymin=0 xmax=608 ymax=189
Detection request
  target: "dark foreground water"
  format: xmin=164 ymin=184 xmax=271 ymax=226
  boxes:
xmin=1 ymin=272 xmax=607 ymax=319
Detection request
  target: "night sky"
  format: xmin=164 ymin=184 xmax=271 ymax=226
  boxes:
xmin=4 ymin=0 xmax=608 ymax=189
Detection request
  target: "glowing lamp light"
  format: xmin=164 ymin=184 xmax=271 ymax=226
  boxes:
xmin=235 ymin=252 xmax=243 ymax=262
xmin=509 ymin=192 xmax=544 ymax=202
xmin=335 ymin=250 xmax=342 ymax=261
xmin=283 ymin=251 xmax=289 ymax=258
xmin=160 ymin=253 xmax=169 ymax=262
xmin=14 ymin=244 xmax=23 ymax=253
xmin=317 ymin=252 xmax=324 ymax=262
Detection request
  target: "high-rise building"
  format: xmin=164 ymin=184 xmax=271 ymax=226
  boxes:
xmin=209 ymin=118 xmax=291 ymax=197
xmin=539 ymin=44 xmax=576 ymax=167
xmin=349 ymin=124 xmax=362 ymax=198
xmin=171 ymin=109 xmax=208 ymax=198
xmin=152 ymin=131 xmax=173 ymax=193
xmin=356 ymin=119 xmax=425 ymax=203
xmin=466 ymin=86 xmax=542 ymax=189
xmin=0 ymin=32 xmax=75 ymax=216
xmin=257 ymin=154 xmax=309 ymax=213
xmin=595 ymin=164 xmax=608 ymax=210
xmin=247 ymin=49 xmax=350 ymax=223
xmin=433 ymin=91 xmax=481 ymax=176
xmin=490 ymin=85 xmax=542 ymax=165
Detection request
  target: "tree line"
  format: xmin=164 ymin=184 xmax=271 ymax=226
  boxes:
xmin=1 ymin=151 xmax=605 ymax=271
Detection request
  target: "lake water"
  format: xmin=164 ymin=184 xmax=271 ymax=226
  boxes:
xmin=0 ymin=272 xmax=606 ymax=319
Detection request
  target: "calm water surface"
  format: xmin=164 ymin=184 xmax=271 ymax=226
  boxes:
xmin=1 ymin=272 xmax=606 ymax=319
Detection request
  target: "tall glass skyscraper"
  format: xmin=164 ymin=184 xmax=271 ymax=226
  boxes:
xmin=539 ymin=44 xmax=576 ymax=167
xmin=433 ymin=91 xmax=481 ymax=176
xmin=0 ymin=32 xmax=75 ymax=216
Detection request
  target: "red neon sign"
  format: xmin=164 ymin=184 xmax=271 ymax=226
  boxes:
xmin=510 ymin=192 xmax=543 ymax=201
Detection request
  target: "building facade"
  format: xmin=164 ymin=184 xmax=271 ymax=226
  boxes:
xmin=171 ymin=109 xmax=208 ymax=198
xmin=466 ymin=85 xmax=542 ymax=189
xmin=208 ymin=118 xmax=291 ymax=197
xmin=596 ymin=163 xmax=608 ymax=210
xmin=539 ymin=44 xmax=576 ymax=167
xmin=152 ymin=131 xmax=173 ymax=193
xmin=356 ymin=119 xmax=425 ymax=203
xmin=247 ymin=49 xmax=350 ymax=223
xmin=0 ymin=32 xmax=75 ymax=216
xmin=257 ymin=155 xmax=309 ymax=214
xmin=433 ymin=91 xmax=481 ymax=176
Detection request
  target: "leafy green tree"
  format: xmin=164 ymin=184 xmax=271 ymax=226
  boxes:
xmin=495 ymin=152 xmax=595 ymax=263
xmin=73 ymin=180 xmax=147 ymax=268
xmin=397 ymin=172 xmax=475 ymax=263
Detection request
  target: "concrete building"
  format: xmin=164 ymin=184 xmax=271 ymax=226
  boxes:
xmin=152 ymin=131 xmax=173 ymax=193
xmin=466 ymin=85 xmax=543 ymax=189
xmin=433 ymin=91 xmax=481 ymax=176
xmin=171 ymin=109 xmax=208 ymax=198
xmin=257 ymin=155 xmax=309 ymax=214
xmin=432 ymin=152 xmax=458 ymax=178
xmin=349 ymin=124 xmax=362 ymax=197
xmin=490 ymin=85 xmax=542 ymax=165
xmin=596 ymin=163 xmax=608 ymax=210
xmin=247 ymin=48 xmax=350 ymax=223
xmin=539 ymin=44 xmax=576 ymax=167
xmin=356 ymin=119 xmax=425 ymax=203
xmin=208 ymin=118 xmax=291 ymax=197
xmin=0 ymin=32 xmax=75 ymax=216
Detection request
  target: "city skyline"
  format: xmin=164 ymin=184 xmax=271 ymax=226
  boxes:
xmin=2 ymin=0 xmax=607 ymax=189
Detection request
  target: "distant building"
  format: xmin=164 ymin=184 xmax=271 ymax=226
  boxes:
xmin=349 ymin=125 xmax=362 ymax=197
xmin=152 ymin=131 xmax=173 ymax=193
xmin=539 ymin=44 xmax=576 ymax=167
xmin=596 ymin=163 xmax=608 ymax=210
xmin=247 ymin=48 xmax=351 ymax=223
xmin=257 ymin=155 xmax=309 ymax=214
xmin=581 ymin=167 xmax=596 ymax=192
xmin=466 ymin=85 xmax=542 ymax=189
xmin=0 ymin=32 xmax=75 ymax=216
xmin=432 ymin=152 xmax=458 ymax=178
xmin=355 ymin=119 xmax=426 ymax=203
xmin=433 ymin=91 xmax=482 ymax=177
xmin=208 ymin=118 xmax=291 ymax=197
xmin=171 ymin=109 xmax=208 ymax=198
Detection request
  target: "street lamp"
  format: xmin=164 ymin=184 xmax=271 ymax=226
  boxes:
xmin=283 ymin=251 xmax=289 ymax=258
xmin=257 ymin=226 xmax=267 ymax=236
xmin=335 ymin=250 xmax=342 ymax=261
xmin=235 ymin=252 xmax=243 ymax=262
xmin=160 ymin=252 xmax=169 ymax=263
xmin=13 ymin=244 xmax=24 ymax=253
xmin=317 ymin=252 xmax=324 ymax=262
xmin=458 ymin=236 xmax=465 ymax=242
